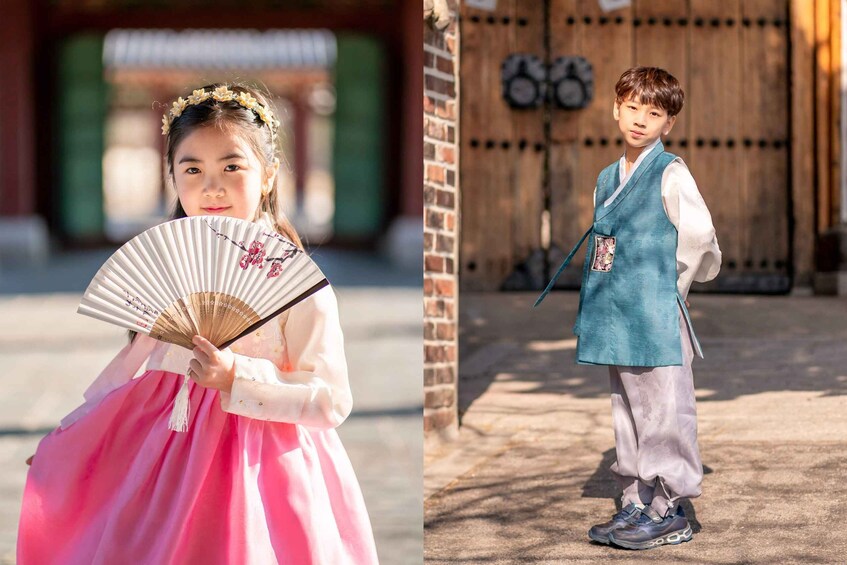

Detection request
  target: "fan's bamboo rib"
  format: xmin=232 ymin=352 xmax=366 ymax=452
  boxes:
xmin=229 ymin=219 xmax=252 ymax=302
xmin=139 ymin=228 xmax=179 ymax=307
xmin=132 ymin=231 xmax=180 ymax=307
xmin=171 ymin=221 xmax=201 ymax=337
xmin=267 ymin=262 xmax=319 ymax=312
xmin=183 ymin=218 xmax=202 ymax=295
xmin=160 ymin=221 xmax=189 ymax=300
xmin=254 ymin=263 xmax=317 ymax=315
xmin=182 ymin=220 xmax=201 ymax=337
xmin=217 ymin=217 xmax=240 ymax=314
xmin=99 ymin=257 xmax=168 ymax=315
xmin=116 ymin=249 xmax=168 ymax=311
xmin=122 ymin=234 xmax=173 ymax=307
xmin=78 ymin=302 xmax=152 ymax=335
xmin=202 ymin=218 xmax=218 ymax=338
xmin=81 ymin=289 xmax=151 ymax=327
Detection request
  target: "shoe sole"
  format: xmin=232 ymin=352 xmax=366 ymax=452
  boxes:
xmin=608 ymin=525 xmax=693 ymax=550
xmin=587 ymin=531 xmax=611 ymax=545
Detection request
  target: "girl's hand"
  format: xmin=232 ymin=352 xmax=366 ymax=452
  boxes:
xmin=188 ymin=335 xmax=236 ymax=394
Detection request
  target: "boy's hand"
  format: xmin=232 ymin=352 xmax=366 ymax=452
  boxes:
xmin=188 ymin=335 xmax=236 ymax=394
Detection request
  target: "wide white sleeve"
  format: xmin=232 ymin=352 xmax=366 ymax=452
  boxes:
xmin=662 ymin=159 xmax=722 ymax=298
xmin=218 ymin=285 xmax=353 ymax=429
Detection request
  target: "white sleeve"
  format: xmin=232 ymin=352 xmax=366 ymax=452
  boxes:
xmin=218 ymin=286 xmax=353 ymax=429
xmin=662 ymin=159 xmax=722 ymax=298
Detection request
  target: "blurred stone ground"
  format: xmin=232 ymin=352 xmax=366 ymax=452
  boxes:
xmin=425 ymin=291 xmax=847 ymax=564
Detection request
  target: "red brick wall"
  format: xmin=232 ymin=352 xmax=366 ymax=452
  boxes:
xmin=423 ymin=0 xmax=459 ymax=442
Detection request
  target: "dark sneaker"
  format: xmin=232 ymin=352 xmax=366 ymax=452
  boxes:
xmin=587 ymin=503 xmax=644 ymax=544
xmin=608 ymin=505 xmax=692 ymax=550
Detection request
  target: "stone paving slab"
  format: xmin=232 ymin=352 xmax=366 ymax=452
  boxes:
xmin=425 ymin=292 xmax=847 ymax=564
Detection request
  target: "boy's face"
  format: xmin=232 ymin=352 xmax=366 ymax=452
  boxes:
xmin=613 ymin=95 xmax=676 ymax=149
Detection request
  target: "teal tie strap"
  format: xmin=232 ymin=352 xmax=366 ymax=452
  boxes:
xmin=533 ymin=226 xmax=593 ymax=308
xmin=676 ymin=292 xmax=704 ymax=359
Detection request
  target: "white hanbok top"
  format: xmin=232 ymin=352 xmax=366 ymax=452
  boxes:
xmin=595 ymin=137 xmax=722 ymax=299
xmin=60 ymin=216 xmax=351 ymax=431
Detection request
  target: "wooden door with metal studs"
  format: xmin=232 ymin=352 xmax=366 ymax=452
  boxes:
xmin=459 ymin=0 xmax=791 ymax=294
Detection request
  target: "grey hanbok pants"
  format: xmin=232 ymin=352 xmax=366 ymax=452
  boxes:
xmin=608 ymin=307 xmax=703 ymax=517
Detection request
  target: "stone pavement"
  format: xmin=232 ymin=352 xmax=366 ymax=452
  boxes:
xmin=0 ymin=248 xmax=422 ymax=565
xmin=425 ymin=292 xmax=847 ymax=564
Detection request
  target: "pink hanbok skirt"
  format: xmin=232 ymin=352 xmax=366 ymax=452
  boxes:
xmin=17 ymin=370 xmax=378 ymax=564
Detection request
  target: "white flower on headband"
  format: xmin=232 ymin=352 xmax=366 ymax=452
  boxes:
xmin=161 ymin=85 xmax=279 ymax=137
xmin=170 ymin=97 xmax=188 ymax=118
xmin=187 ymin=89 xmax=210 ymax=105
xmin=235 ymin=91 xmax=259 ymax=111
xmin=212 ymin=86 xmax=235 ymax=102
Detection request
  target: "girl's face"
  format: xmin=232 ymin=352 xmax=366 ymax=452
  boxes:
xmin=613 ymin=94 xmax=676 ymax=149
xmin=172 ymin=125 xmax=273 ymax=221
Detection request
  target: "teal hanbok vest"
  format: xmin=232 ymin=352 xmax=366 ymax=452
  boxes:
xmin=534 ymin=141 xmax=703 ymax=367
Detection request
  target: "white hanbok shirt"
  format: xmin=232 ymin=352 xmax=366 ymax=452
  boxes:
xmin=60 ymin=217 xmax=351 ymax=431
xmin=595 ymin=136 xmax=722 ymax=299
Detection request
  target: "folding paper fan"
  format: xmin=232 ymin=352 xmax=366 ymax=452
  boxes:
xmin=78 ymin=215 xmax=329 ymax=351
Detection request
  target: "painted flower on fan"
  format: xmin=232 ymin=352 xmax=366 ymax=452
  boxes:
xmin=239 ymin=240 xmax=267 ymax=270
xmin=267 ymin=262 xmax=283 ymax=278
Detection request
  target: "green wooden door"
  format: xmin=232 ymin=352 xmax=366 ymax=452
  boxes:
xmin=57 ymin=34 xmax=108 ymax=241
xmin=332 ymin=34 xmax=386 ymax=240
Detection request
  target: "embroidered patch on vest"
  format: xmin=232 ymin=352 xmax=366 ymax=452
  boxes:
xmin=591 ymin=235 xmax=616 ymax=272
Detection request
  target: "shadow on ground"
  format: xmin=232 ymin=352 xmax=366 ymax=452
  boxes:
xmin=458 ymin=292 xmax=847 ymax=416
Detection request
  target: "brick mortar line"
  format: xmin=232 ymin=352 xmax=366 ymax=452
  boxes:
xmin=424 ymin=113 xmax=457 ymax=125
xmin=424 ymin=196 xmax=458 ymax=204
xmin=423 ymin=42 xmax=455 ymax=58
xmin=423 ymin=158 xmax=457 ymax=170
xmin=424 ymin=90 xmax=454 ymax=103
xmin=423 ymin=236 xmax=456 ymax=245
xmin=423 ymin=209 xmax=457 ymax=218
xmin=423 ymin=137 xmax=458 ymax=147
xmin=424 ymin=67 xmax=456 ymax=82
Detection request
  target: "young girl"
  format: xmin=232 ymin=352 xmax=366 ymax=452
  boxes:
xmin=17 ymin=83 xmax=379 ymax=564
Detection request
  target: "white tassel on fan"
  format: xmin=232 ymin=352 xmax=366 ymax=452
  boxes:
xmin=168 ymin=373 xmax=191 ymax=432
xmin=77 ymin=215 xmax=329 ymax=432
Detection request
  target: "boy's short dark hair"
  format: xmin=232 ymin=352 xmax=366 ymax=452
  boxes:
xmin=614 ymin=67 xmax=684 ymax=117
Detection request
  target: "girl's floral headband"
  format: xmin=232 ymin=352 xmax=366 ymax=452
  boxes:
xmin=161 ymin=85 xmax=281 ymax=137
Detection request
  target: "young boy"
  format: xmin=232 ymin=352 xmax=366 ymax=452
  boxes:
xmin=534 ymin=66 xmax=721 ymax=549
